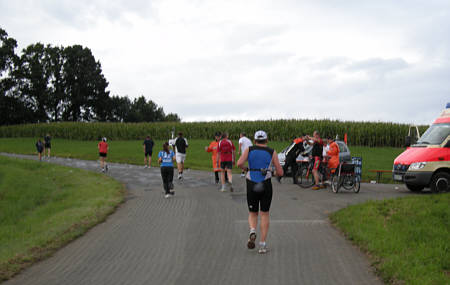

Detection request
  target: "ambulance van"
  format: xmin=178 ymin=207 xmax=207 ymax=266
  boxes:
xmin=393 ymin=103 xmax=450 ymax=192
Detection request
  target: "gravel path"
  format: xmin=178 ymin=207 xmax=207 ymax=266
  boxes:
xmin=2 ymin=153 xmax=415 ymax=285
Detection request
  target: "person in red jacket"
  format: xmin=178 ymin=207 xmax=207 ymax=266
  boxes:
xmin=218 ymin=132 xmax=236 ymax=192
xmin=98 ymin=137 xmax=109 ymax=172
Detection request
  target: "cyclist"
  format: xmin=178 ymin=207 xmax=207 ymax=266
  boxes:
xmin=307 ymin=131 xmax=324 ymax=190
xmin=237 ymin=130 xmax=283 ymax=254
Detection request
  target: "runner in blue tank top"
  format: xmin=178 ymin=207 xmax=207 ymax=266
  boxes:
xmin=237 ymin=130 xmax=283 ymax=254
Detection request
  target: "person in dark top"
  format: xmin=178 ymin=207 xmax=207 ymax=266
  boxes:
xmin=173 ymin=132 xmax=188 ymax=179
xmin=307 ymin=131 xmax=324 ymax=190
xmin=44 ymin=134 xmax=51 ymax=158
xmin=237 ymin=130 xmax=283 ymax=254
xmin=36 ymin=139 xmax=44 ymax=161
xmin=143 ymin=136 xmax=154 ymax=168
xmin=277 ymin=136 xmax=305 ymax=184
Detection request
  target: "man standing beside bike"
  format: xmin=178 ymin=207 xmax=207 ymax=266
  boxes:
xmin=277 ymin=135 xmax=305 ymax=184
xmin=307 ymin=131 xmax=325 ymax=190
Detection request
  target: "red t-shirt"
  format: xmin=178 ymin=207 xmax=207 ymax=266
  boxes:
xmin=98 ymin=141 xmax=108 ymax=154
xmin=218 ymin=139 xmax=235 ymax=162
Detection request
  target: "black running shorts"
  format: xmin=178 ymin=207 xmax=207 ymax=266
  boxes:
xmin=246 ymin=179 xmax=273 ymax=212
xmin=145 ymin=151 xmax=152 ymax=157
xmin=220 ymin=161 xmax=233 ymax=170
xmin=45 ymin=143 xmax=51 ymax=149
xmin=99 ymin=152 xmax=107 ymax=158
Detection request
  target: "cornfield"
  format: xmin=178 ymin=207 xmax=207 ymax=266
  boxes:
xmin=0 ymin=120 xmax=428 ymax=147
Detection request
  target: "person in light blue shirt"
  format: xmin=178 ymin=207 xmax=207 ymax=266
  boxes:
xmin=158 ymin=142 xmax=176 ymax=198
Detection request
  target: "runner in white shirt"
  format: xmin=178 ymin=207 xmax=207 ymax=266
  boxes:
xmin=238 ymin=132 xmax=253 ymax=177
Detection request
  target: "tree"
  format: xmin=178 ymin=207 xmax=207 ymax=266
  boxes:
xmin=62 ymin=45 xmax=110 ymax=121
xmin=164 ymin=113 xmax=181 ymax=122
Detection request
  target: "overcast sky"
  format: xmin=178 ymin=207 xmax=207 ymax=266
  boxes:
xmin=1 ymin=0 xmax=449 ymax=124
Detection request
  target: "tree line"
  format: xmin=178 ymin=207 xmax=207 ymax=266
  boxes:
xmin=0 ymin=27 xmax=180 ymax=125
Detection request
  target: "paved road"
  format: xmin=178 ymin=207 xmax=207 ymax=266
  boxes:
xmin=3 ymin=154 xmax=417 ymax=285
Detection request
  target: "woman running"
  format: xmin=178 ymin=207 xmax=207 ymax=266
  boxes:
xmin=158 ymin=142 xmax=176 ymax=198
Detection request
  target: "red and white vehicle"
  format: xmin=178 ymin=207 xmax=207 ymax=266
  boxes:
xmin=393 ymin=103 xmax=450 ymax=192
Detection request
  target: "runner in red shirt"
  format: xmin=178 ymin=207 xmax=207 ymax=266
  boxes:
xmin=98 ymin=137 xmax=109 ymax=172
xmin=218 ymin=132 xmax=236 ymax=192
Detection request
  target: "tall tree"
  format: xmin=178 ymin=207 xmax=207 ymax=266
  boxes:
xmin=62 ymin=45 xmax=109 ymax=121
xmin=15 ymin=43 xmax=50 ymax=123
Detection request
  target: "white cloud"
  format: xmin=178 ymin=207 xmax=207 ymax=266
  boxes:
xmin=1 ymin=0 xmax=449 ymax=124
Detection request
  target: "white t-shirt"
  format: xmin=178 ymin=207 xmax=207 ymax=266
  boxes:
xmin=323 ymin=144 xmax=330 ymax=157
xmin=239 ymin=136 xmax=253 ymax=153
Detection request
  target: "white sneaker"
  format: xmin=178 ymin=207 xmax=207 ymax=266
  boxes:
xmin=144 ymin=165 xmax=148 ymax=168
xmin=258 ymin=245 xmax=268 ymax=254
xmin=178 ymin=173 xmax=182 ymax=179
xmin=240 ymin=173 xmax=245 ymax=177
xmin=165 ymin=194 xmax=171 ymax=198
xmin=220 ymin=186 xmax=226 ymax=192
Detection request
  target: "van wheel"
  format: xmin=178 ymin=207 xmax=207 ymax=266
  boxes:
xmin=405 ymin=184 xmax=424 ymax=192
xmin=430 ymin=172 xmax=450 ymax=193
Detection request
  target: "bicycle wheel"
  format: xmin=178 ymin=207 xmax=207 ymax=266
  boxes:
xmin=342 ymin=175 xmax=355 ymax=191
xmin=298 ymin=166 xmax=315 ymax=188
xmin=331 ymin=175 xmax=340 ymax=193
xmin=353 ymin=176 xmax=361 ymax=193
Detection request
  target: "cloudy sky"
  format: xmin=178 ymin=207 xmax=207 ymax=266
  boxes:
xmin=1 ymin=0 xmax=449 ymax=124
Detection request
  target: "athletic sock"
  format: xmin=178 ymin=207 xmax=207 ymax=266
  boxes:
xmin=250 ymin=228 xmax=256 ymax=234
xmin=259 ymin=241 xmax=266 ymax=247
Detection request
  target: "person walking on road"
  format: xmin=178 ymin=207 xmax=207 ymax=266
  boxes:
xmin=238 ymin=132 xmax=253 ymax=177
xmin=326 ymin=137 xmax=340 ymax=174
xmin=237 ymin=130 xmax=283 ymax=254
xmin=36 ymin=139 xmax=44 ymax=161
xmin=143 ymin=136 xmax=154 ymax=168
xmin=205 ymin=132 xmax=222 ymax=184
xmin=44 ymin=133 xmax=52 ymax=159
xmin=98 ymin=137 xmax=109 ymax=172
xmin=218 ymin=132 xmax=236 ymax=192
xmin=173 ymin=132 xmax=188 ymax=180
xmin=158 ymin=142 xmax=176 ymax=198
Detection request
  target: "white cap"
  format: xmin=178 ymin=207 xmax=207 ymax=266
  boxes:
xmin=254 ymin=130 xmax=268 ymax=140
xmin=102 ymin=137 xmax=107 ymax=142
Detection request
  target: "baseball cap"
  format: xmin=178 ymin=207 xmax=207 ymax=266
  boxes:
xmin=254 ymin=130 xmax=268 ymax=140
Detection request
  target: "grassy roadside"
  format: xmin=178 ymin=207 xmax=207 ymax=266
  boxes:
xmin=330 ymin=194 xmax=450 ymax=285
xmin=0 ymin=156 xmax=124 ymax=281
xmin=0 ymin=138 xmax=402 ymax=182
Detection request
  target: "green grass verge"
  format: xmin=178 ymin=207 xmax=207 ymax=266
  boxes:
xmin=0 ymin=138 xmax=402 ymax=182
xmin=330 ymin=194 xmax=450 ymax=285
xmin=0 ymin=156 xmax=124 ymax=281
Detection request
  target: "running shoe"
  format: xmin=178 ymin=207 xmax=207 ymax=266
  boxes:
xmin=258 ymin=245 xmax=268 ymax=254
xmin=101 ymin=168 xmax=105 ymax=172
xmin=240 ymin=173 xmax=245 ymax=177
xmin=144 ymin=165 xmax=148 ymax=168
xmin=165 ymin=194 xmax=172 ymax=198
xmin=312 ymin=185 xmax=320 ymax=190
xmin=220 ymin=186 xmax=226 ymax=192
xmin=247 ymin=232 xmax=257 ymax=249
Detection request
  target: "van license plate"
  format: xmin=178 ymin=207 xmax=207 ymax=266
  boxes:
xmin=393 ymin=174 xmax=403 ymax=181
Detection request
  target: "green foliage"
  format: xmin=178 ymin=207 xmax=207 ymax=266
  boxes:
xmin=0 ymin=156 xmax=124 ymax=281
xmin=330 ymin=194 xmax=450 ymax=285
xmin=0 ymin=138 xmax=401 ymax=181
xmin=0 ymin=120 xmax=428 ymax=147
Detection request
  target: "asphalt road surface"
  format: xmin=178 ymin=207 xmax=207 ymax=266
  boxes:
xmin=2 ymin=153 xmax=417 ymax=285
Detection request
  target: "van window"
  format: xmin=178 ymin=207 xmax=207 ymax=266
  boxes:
xmin=416 ymin=123 xmax=450 ymax=145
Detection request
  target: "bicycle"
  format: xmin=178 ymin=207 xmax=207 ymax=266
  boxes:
xmin=297 ymin=157 xmax=329 ymax=188
xmin=330 ymin=162 xmax=360 ymax=193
